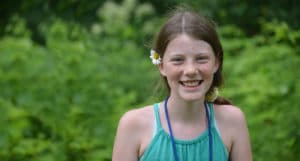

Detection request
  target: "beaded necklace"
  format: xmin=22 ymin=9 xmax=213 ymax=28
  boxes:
xmin=164 ymin=97 xmax=213 ymax=161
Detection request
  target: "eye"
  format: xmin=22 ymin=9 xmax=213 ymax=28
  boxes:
xmin=170 ymin=57 xmax=184 ymax=64
xmin=172 ymin=58 xmax=184 ymax=61
xmin=196 ymin=56 xmax=208 ymax=63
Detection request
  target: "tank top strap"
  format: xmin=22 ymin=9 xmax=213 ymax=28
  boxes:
xmin=153 ymin=103 xmax=162 ymax=131
xmin=207 ymin=102 xmax=216 ymax=128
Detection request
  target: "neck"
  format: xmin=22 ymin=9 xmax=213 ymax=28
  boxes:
xmin=165 ymin=95 xmax=206 ymax=123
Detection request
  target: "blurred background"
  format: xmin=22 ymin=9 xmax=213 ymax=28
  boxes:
xmin=0 ymin=0 xmax=299 ymax=161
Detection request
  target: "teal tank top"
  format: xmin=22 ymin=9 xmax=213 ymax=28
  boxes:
xmin=139 ymin=103 xmax=229 ymax=161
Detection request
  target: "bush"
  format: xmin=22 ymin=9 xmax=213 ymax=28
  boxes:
xmin=0 ymin=1 xmax=299 ymax=161
xmin=0 ymin=1 xmax=158 ymax=161
xmin=220 ymin=24 xmax=300 ymax=161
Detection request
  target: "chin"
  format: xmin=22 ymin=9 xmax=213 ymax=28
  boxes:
xmin=179 ymin=93 xmax=205 ymax=102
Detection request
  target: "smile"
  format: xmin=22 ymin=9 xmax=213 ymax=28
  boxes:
xmin=179 ymin=80 xmax=203 ymax=87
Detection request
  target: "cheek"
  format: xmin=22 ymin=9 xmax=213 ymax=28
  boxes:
xmin=201 ymin=65 xmax=216 ymax=77
xmin=164 ymin=66 xmax=181 ymax=79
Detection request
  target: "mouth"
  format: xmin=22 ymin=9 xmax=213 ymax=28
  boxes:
xmin=179 ymin=80 xmax=203 ymax=87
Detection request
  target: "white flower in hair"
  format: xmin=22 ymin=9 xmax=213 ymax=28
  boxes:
xmin=150 ymin=49 xmax=161 ymax=65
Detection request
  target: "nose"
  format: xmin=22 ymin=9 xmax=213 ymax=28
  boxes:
xmin=184 ymin=62 xmax=198 ymax=76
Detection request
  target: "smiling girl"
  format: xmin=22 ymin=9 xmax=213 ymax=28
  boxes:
xmin=112 ymin=8 xmax=252 ymax=161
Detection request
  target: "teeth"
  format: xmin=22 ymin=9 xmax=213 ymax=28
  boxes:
xmin=182 ymin=81 xmax=199 ymax=87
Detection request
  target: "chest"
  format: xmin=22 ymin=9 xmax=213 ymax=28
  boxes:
xmin=139 ymin=129 xmax=229 ymax=161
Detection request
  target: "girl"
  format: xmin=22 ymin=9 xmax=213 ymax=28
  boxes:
xmin=112 ymin=9 xmax=252 ymax=161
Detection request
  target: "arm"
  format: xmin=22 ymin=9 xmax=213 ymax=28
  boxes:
xmin=229 ymin=108 xmax=253 ymax=161
xmin=112 ymin=111 xmax=141 ymax=161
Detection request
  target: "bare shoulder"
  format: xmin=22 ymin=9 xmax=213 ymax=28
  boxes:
xmin=212 ymin=105 xmax=248 ymax=145
xmin=118 ymin=105 xmax=154 ymax=130
xmin=213 ymin=104 xmax=247 ymax=125
xmin=213 ymin=104 xmax=253 ymax=161
xmin=112 ymin=105 xmax=155 ymax=161
xmin=119 ymin=105 xmax=154 ymax=125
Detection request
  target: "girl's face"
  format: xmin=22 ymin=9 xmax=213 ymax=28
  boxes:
xmin=159 ymin=34 xmax=219 ymax=102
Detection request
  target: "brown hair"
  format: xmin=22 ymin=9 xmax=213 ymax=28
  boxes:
xmin=153 ymin=8 xmax=231 ymax=105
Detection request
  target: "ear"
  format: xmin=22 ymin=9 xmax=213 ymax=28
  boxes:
xmin=213 ymin=57 xmax=220 ymax=73
xmin=158 ymin=63 xmax=167 ymax=76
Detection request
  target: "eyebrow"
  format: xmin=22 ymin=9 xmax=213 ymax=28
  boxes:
xmin=170 ymin=52 xmax=209 ymax=56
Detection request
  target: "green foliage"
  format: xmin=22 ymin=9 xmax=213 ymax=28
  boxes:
xmin=1 ymin=1 xmax=300 ymax=161
xmin=220 ymin=24 xmax=300 ymax=161
xmin=0 ymin=1 xmax=159 ymax=161
xmin=5 ymin=15 xmax=31 ymax=37
xmin=182 ymin=0 xmax=300 ymax=34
